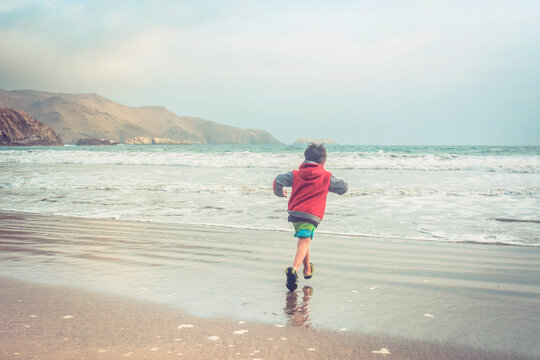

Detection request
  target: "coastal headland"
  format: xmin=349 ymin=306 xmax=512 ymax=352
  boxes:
xmin=0 ymin=89 xmax=280 ymax=145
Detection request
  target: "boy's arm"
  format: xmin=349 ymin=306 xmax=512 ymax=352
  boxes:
xmin=273 ymin=172 xmax=293 ymax=197
xmin=329 ymin=175 xmax=348 ymax=195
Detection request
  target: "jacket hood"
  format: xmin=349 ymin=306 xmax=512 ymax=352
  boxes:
xmin=298 ymin=161 xmax=326 ymax=180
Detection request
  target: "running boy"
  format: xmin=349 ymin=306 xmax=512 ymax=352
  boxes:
xmin=273 ymin=143 xmax=348 ymax=291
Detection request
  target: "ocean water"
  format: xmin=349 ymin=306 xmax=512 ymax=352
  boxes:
xmin=1 ymin=144 xmax=539 ymax=246
xmin=1 ymin=145 xmax=540 ymax=356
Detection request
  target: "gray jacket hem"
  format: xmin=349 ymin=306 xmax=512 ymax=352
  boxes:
xmin=287 ymin=210 xmax=322 ymax=224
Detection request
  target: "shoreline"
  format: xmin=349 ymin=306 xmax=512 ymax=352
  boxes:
xmin=0 ymin=277 xmax=533 ymax=360
xmin=2 ymin=209 xmax=536 ymax=247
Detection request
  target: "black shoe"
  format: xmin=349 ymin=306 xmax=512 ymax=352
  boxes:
xmin=304 ymin=263 xmax=314 ymax=279
xmin=285 ymin=267 xmax=298 ymax=291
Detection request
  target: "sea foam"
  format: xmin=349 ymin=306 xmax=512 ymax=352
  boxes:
xmin=1 ymin=147 xmax=539 ymax=173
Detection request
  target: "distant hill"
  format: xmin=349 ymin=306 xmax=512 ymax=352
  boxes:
xmin=0 ymin=107 xmax=63 ymax=146
xmin=0 ymin=90 xmax=280 ymax=144
xmin=293 ymin=137 xmax=336 ymax=145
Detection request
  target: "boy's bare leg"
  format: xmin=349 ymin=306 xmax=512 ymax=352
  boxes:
xmin=303 ymin=249 xmax=311 ymax=275
xmin=293 ymin=237 xmax=311 ymax=273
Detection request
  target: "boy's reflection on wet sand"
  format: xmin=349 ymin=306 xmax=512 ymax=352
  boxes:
xmin=284 ymin=286 xmax=313 ymax=328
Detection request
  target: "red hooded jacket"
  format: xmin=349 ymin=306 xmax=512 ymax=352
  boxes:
xmin=273 ymin=161 xmax=348 ymax=224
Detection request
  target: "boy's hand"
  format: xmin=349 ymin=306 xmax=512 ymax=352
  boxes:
xmin=282 ymin=190 xmax=288 ymax=198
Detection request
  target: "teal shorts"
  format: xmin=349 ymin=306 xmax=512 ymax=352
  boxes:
xmin=292 ymin=222 xmax=315 ymax=239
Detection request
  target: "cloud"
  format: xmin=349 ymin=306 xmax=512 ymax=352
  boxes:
xmin=0 ymin=0 xmax=539 ymax=144
xmin=2 ymin=0 xmax=536 ymax=87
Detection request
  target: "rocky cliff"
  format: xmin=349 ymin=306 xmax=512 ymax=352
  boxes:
xmin=0 ymin=90 xmax=280 ymax=145
xmin=0 ymin=107 xmax=63 ymax=146
xmin=76 ymin=137 xmax=119 ymax=146
xmin=125 ymin=137 xmax=200 ymax=145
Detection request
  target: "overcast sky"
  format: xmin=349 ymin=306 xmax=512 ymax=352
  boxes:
xmin=0 ymin=0 xmax=538 ymax=145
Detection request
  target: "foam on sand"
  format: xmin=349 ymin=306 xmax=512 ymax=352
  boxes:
xmin=372 ymin=347 xmax=391 ymax=355
xmin=177 ymin=324 xmax=194 ymax=329
xmin=233 ymin=330 xmax=249 ymax=335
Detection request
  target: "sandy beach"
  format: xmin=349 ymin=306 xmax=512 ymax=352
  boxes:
xmin=1 ymin=211 xmax=539 ymax=359
xmin=1 ymin=278 xmax=535 ymax=360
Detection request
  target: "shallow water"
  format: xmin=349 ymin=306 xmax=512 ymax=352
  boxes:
xmin=1 ymin=212 xmax=539 ymax=357
xmin=0 ymin=144 xmax=539 ymax=246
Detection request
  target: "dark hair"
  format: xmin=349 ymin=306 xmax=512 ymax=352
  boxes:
xmin=304 ymin=143 xmax=327 ymax=164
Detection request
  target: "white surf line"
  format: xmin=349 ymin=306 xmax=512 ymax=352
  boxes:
xmin=493 ymin=218 xmax=540 ymax=224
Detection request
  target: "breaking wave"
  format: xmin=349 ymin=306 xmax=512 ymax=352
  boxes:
xmin=1 ymin=148 xmax=539 ymax=173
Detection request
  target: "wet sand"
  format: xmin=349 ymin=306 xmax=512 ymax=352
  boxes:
xmin=1 ymin=211 xmax=539 ymax=359
xmin=0 ymin=278 xmax=533 ymax=360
